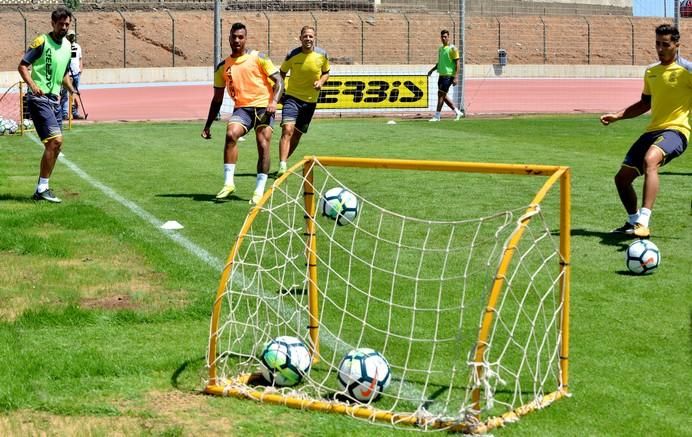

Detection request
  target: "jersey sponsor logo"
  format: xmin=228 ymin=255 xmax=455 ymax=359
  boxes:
xmin=45 ymin=47 xmax=53 ymax=83
xmin=317 ymin=75 xmax=428 ymax=109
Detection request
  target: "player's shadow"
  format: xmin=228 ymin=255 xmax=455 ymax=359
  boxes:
xmin=156 ymin=192 xmax=252 ymax=203
xmin=0 ymin=194 xmax=38 ymax=203
xmin=568 ymin=228 xmax=632 ymax=249
xmin=659 ymin=171 xmax=692 ymax=176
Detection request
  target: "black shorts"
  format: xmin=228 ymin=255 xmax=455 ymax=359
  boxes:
xmin=623 ymin=129 xmax=687 ymax=174
xmin=26 ymin=93 xmax=63 ymax=142
xmin=281 ymin=95 xmax=316 ymax=134
xmin=229 ymin=107 xmax=275 ymax=134
xmin=437 ymin=76 xmax=455 ymax=94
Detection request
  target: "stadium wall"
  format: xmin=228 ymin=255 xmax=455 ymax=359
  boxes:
xmin=0 ymin=11 xmax=689 ymax=73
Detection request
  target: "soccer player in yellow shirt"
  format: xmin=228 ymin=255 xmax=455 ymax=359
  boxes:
xmin=201 ymin=22 xmax=284 ymax=205
xmin=601 ymin=24 xmax=691 ymax=238
xmin=277 ymin=26 xmax=330 ymax=176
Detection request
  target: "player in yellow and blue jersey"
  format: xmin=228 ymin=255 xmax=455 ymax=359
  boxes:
xmin=277 ymin=26 xmax=330 ymax=175
xmin=601 ymin=24 xmax=691 ymax=238
xmin=201 ymin=22 xmax=284 ymax=205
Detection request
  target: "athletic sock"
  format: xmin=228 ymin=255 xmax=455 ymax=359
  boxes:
xmin=434 ymin=111 xmax=441 ymax=119
xmin=279 ymin=161 xmax=287 ymax=170
xmin=223 ymin=164 xmax=236 ymax=186
xmin=37 ymin=177 xmax=49 ymax=192
xmin=455 ymin=108 xmax=463 ymax=115
xmin=627 ymin=211 xmax=640 ymax=225
xmin=255 ymin=173 xmax=268 ymax=194
xmin=637 ymin=208 xmax=651 ymax=227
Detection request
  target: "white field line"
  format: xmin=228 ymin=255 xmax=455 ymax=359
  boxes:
xmin=28 ymin=133 xmax=429 ymax=404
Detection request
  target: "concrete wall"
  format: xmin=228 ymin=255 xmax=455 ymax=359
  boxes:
xmin=0 ymin=64 xmax=648 ymax=88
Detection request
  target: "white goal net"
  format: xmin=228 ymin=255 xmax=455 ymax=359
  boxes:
xmin=206 ymin=156 xmax=570 ymax=433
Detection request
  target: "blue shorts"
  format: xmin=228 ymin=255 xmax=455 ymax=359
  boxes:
xmin=229 ymin=107 xmax=274 ymax=134
xmin=437 ymin=76 xmax=455 ymax=94
xmin=281 ymin=95 xmax=316 ymax=133
xmin=26 ymin=93 xmax=63 ymax=142
xmin=623 ymin=129 xmax=687 ymax=174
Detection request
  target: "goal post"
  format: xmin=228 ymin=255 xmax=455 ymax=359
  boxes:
xmin=205 ymin=156 xmax=571 ymax=433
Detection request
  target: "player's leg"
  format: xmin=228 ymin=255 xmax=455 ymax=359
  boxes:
xmin=279 ymin=96 xmax=299 ymax=175
xmin=71 ymin=73 xmax=82 ymax=119
xmin=216 ymin=109 xmax=249 ymax=200
xmin=278 ymin=123 xmax=294 ymax=174
xmin=636 ymin=130 xmax=687 ymax=237
xmin=28 ymin=94 xmax=64 ymax=203
xmin=250 ymin=109 xmax=275 ymax=205
xmin=286 ymin=99 xmax=314 ymax=160
xmin=59 ymin=88 xmax=69 ymax=120
xmin=611 ymin=132 xmax=653 ymax=234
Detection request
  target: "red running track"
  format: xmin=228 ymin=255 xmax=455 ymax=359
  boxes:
xmin=77 ymin=79 xmax=642 ymax=122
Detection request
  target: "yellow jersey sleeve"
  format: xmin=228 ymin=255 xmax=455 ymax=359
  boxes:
xmin=449 ymin=45 xmax=460 ymax=61
xmin=257 ymin=52 xmax=279 ymax=78
xmin=213 ymin=60 xmax=226 ymax=88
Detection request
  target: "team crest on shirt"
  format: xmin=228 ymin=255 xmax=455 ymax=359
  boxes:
xmin=30 ymin=35 xmax=45 ymax=49
xmin=667 ymin=71 xmax=677 ymax=83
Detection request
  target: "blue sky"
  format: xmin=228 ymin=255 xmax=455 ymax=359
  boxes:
xmin=633 ymin=0 xmax=675 ymax=17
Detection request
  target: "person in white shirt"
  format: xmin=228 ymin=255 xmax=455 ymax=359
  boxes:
xmin=59 ymin=29 xmax=83 ymax=120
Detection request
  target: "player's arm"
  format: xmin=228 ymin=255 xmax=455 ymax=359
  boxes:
xmin=18 ymin=37 xmax=44 ymax=96
xmin=314 ymin=70 xmax=329 ymax=90
xmin=600 ymin=94 xmax=651 ymax=126
xmin=267 ymin=71 xmax=284 ymax=115
xmin=202 ymin=86 xmax=224 ymax=139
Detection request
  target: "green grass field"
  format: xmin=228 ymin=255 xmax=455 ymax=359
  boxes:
xmin=0 ymin=116 xmax=690 ymax=435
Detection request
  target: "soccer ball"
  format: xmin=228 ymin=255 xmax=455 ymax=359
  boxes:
xmin=319 ymin=187 xmax=359 ymax=226
xmin=0 ymin=123 xmax=5 ymax=135
xmin=22 ymin=119 xmax=33 ymax=130
xmin=337 ymin=348 xmax=391 ymax=402
xmin=5 ymin=119 xmax=18 ymax=134
xmin=259 ymin=336 xmax=311 ymax=386
xmin=625 ymin=239 xmax=660 ymax=275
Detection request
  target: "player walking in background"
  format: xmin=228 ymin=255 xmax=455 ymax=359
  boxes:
xmin=201 ymin=22 xmax=284 ymax=205
xmin=59 ymin=29 xmax=83 ymax=120
xmin=277 ymin=26 xmax=330 ymax=176
xmin=18 ymin=6 xmax=79 ymax=203
xmin=600 ymin=24 xmax=691 ymax=238
xmin=427 ymin=29 xmax=464 ymax=122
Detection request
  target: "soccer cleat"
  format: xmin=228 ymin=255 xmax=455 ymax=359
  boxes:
xmin=215 ymin=184 xmax=236 ymax=200
xmin=32 ymin=188 xmax=61 ymax=203
xmin=455 ymin=111 xmax=465 ymax=121
xmin=632 ymin=223 xmax=650 ymax=238
xmin=428 ymin=117 xmax=440 ymax=122
xmin=277 ymin=163 xmax=287 ymax=176
xmin=611 ymin=222 xmax=635 ymax=235
xmin=72 ymin=114 xmax=84 ymax=120
xmin=249 ymin=191 xmax=263 ymax=206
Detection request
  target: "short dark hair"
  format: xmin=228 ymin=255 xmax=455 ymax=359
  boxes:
xmin=51 ymin=6 xmax=73 ymax=23
xmin=440 ymin=29 xmax=449 ymax=37
xmin=656 ymin=24 xmax=680 ymax=43
xmin=301 ymin=25 xmax=315 ymax=36
xmin=231 ymin=22 xmax=246 ymax=34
